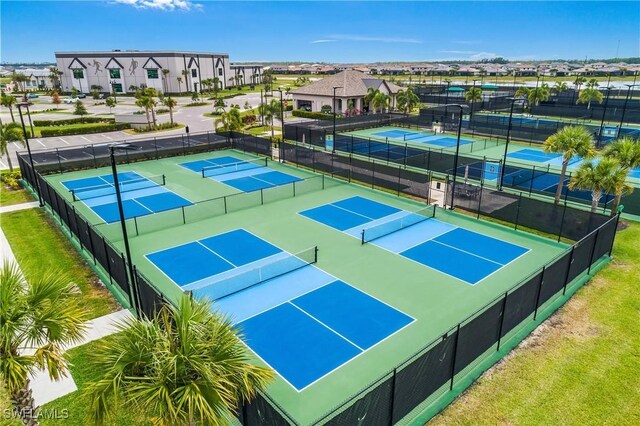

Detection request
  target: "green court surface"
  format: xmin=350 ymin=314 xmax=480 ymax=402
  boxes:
xmin=44 ymin=150 xmax=570 ymax=424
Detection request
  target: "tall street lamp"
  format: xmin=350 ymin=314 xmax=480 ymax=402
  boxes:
xmin=276 ymin=88 xmax=285 ymax=160
xmin=17 ymin=102 xmax=43 ymax=207
xmin=332 ymin=86 xmax=343 ymax=153
xmin=109 ymin=143 xmax=141 ymax=315
xmin=499 ymin=97 xmax=526 ymax=190
xmin=260 ymin=89 xmax=265 ymax=126
xmin=441 ymin=103 xmax=468 ymax=209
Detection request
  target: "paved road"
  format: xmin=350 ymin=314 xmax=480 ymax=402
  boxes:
xmin=1 ymin=91 xmax=291 ymax=170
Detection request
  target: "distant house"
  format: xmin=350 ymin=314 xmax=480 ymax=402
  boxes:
xmin=289 ymin=70 xmax=402 ymax=113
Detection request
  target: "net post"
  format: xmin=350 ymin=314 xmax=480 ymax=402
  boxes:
xmin=361 ymin=229 xmax=366 ymax=245
xmin=514 ymin=192 xmax=522 ymax=231
xmin=201 ymin=168 xmax=205 ymax=178
xmin=260 ymin=188 xmax=264 ymax=205
xmin=314 ymin=246 xmax=318 ymax=264
xmin=162 ymin=174 xmax=166 ymax=186
xmin=322 ymin=174 xmax=325 ymax=190
xmin=71 ymin=189 xmax=77 ymax=202
xmin=293 ymin=180 xmax=296 ymax=197
xmin=223 ymin=195 xmax=228 ymax=214
xmin=181 ymin=206 xmax=186 ymax=225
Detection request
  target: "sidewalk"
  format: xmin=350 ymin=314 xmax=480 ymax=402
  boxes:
xmin=1 ymin=201 xmax=133 ymax=405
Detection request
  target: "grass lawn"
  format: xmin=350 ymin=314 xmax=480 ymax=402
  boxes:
xmin=0 ymin=209 xmax=120 ymax=319
xmin=40 ymin=336 xmax=148 ymax=426
xmin=0 ymin=187 xmax=33 ymax=206
xmin=430 ymin=222 xmax=640 ymax=425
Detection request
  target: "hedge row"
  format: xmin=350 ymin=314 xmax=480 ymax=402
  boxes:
xmin=291 ymin=110 xmax=333 ymax=120
xmin=33 ymin=117 xmax=115 ymax=127
xmin=40 ymin=123 xmax=130 ymax=137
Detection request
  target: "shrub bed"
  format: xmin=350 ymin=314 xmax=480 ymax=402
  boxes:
xmin=292 ymin=110 xmax=333 ymax=120
xmin=40 ymin=123 xmax=130 ymax=137
xmin=33 ymin=117 xmax=114 ymax=126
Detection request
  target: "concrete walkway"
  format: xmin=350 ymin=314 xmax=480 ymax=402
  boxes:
xmin=1 ymin=201 xmax=133 ymax=405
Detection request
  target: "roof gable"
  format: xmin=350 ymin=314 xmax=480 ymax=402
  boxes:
xmin=187 ymin=57 xmax=199 ymax=68
xmin=142 ymin=57 xmax=163 ymax=69
xmin=105 ymin=57 xmax=125 ymax=69
xmin=68 ymin=58 xmax=87 ymax=69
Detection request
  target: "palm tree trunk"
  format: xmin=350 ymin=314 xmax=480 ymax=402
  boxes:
xmin=11 ymin=379 xmax=40 ymax=426
xmin=145 ymin=109 xmax=151 ymax=127
xmin=554 ymin=160 xmax=569 ymax=204
xmin=610 ymin=192 xmax=622 ymax=217
xmin=591 ymin=191 xmax=602 ymax=213
xmin=6 ymin=153 xmax=14 ymax=171
xmin=169 ymin=108 xmax=174 ymax=125
xmin=151 ymin=108 xmax=157 ymax=127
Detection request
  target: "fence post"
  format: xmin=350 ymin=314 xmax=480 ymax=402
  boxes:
xmin=134 ymin=217 xmax=139 ymax=236
xmin=588 ymin=228 xmax=600 ymax=274
xmin=496 ymin=291 xmax=508 ymax=352
xmin=557 ymin=200 xmax=569 ymax=242
xmin=87 ymin=225 xmax=96 ymax=264
xmin=514 ymin=192 xmax=522 ymax=230
xmin=609 ymin=212 xmax=621 ymax=257
xmin=449 ymin=324 xmax=461 ymax=391
xmin=388 ymin=370 xmax=397 ymax=426
xmin=533 ymin=266 xmax=545 ymax=320
xmin=562 ymin=246 xmax=575 ymax=295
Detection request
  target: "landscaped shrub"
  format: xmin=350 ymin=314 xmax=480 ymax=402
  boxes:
xmin=292 ymin=110 xmax=333 ymax=120
xmin=1 ymin=170 xmax=22 ymax=189
xmin=33 ymin=117 xmax=114 ymax=126
xmin=132 ymin=122 xmax=181 ymax=133
xmin=39 ymin=123 xmax=130 ymax=137
xmin=242 ymin=115 xmax=257 ymax=126
xmin=185 ymin=102 xmax=208 ymax=107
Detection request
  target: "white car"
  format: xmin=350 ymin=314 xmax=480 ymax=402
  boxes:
xmin=63 ymin=97 xmax=79 ymax=104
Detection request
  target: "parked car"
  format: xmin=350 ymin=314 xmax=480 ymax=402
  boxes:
xmin=26 ymin=93 xmax=39 ymax=99
xmin=63 ymin=97 xmax=78 ymax=104
xmin=76 ymin=93 xmax=87 ymax=99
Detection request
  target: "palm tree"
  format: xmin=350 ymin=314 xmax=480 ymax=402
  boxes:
xmin=603 ymin=137 xmax=640 ymax=215
xmin=551 ymin=81 xmax=568 ymax=96
xmin=543 ymin=125 xmax=597 ymax=204
xmin=181 ymin=69 xmax=189 ymax=92
xmin=0 ymin=262 xmax=88 ymax=426
xmin=363 ymin=87 xmax=379 ymax=113
xmin=529 ymin=83 xmax=550 ymax=106
xmin=215 ymin=106 xmax=243 ymax=132
xmin=162 ymin=96 xmax=178 ymax=125
xmin=371 ymin=92 xmax=390 ymax=113
xmin=573 ymin=76 xmax=587 ymax=94
xmin=161 ymin=69 xmax=170 ymax=93
xmin=1 ymin=92 xmax=17 ymax=122
xmin=586 ymin=78 xmax=600 ymax=89
xmin=259 ymin=99 xmax=281 ymax=138
xmin=48 ymin=67 xmax=63 ymax=90
xmin=0 ymin=122 xmax=24 ymax=171
xmin=87 ymin=294 xmax=272 ymax=426
xmin=212 ymin=77 xmax=221 ymax=97
xmin=465 ymin=86 xmax=483 ymax=103
xmin=578 ymin=88 xmax=604 ymax=110
xmin=135 ymin=96 xmax=152 ymax=127
xmin=396 ymin=87 xmax=420 ymax=115
xmin=176 ymin=76 xmax=183 ymax=94
xmin=568 ymin=158 xmax=627 ymax=213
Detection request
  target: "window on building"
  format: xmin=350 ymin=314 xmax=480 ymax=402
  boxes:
xmin=218 ymin=68 xmax=223 ymax=76
xmin=191 ymin=69 xmax=197 ymax=78
xmin=72 ymin=69 xmax=84 ymax=79
xmin=109 ymin=69 xmax=121 ymax=79
xmin=147 ymin=69 xmax=159 ymax=79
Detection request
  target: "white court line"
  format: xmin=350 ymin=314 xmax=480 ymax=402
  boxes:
xmin=200 ymin=118 xmax=213 ymax=122
xmin=34 ymin=139 xmax=46 ymax=148
xmin=0 ymin=159 xmax=6 ymax=168
xmin=100 ymin=134 xmax=113 ymax=140
xmin=289 ymin=303 xmax=364 ymax=351
xmin=12 ymin=142 xmax=21 ymax=150
xmin=80 ymin=136 xmax=91 ymax=143
xmin=58 ymin=137 xmax=69 ymax=145
xmin=430 ymin=239 xmax=504 ymax=266
xmin=195 ymin=240 xmax=237 ymax=268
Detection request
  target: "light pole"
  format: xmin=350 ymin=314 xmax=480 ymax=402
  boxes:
xmin=597 ymin=86 xmax=612 ymax=147
xmin=618 ymin=83 xmax=639 ymax=131
xmin=24 ymin=102 xmax=35 ymax=138
xmin=499 ymin=97 xmax=526 ymax=190
xmin=260 ymin=89 xmax=264 ymax=126
xmin=109 ymin=143 xmax=141 ymax=315
xmin=17 ymin=102 xmax=43 ymax=207
xmin=276 ymin=88 xmax=285 ymax=160
xmin=441 ymin=104 xmax=468 ymax=209
xmin=332 ymin=86 xmax=343 ymax=153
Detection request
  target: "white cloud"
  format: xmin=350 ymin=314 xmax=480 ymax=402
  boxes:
xmin=469 ymin=52 xmax=499 ymax=60
xmin=113 ymin=0 xmax=201 ymax=12
xmin=312 ymin=34 xmax=421 ymax=44
xmin=439 ymin=50 xmax=477 ymax=55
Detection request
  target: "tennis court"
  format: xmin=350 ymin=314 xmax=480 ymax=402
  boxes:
xmin=300 ymin=196 xmax=529 ymax=285
xmin=61 ymin=171 xmax=192 ymax=223
xmin=180 ymin=155 xmax=301 ymax=192
xmin=146 ymin=228 xmax=413 ymax=391
xmin=370 ymin=128 xmax=475 ymax=148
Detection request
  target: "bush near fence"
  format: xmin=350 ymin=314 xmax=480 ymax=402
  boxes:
xmin=33 ymin=116 xmax=116 ymax=126
xmin=39 ymin=123 xmax=130 ymax=137
xmin=292 ymin=110 xmax=334 ymax=120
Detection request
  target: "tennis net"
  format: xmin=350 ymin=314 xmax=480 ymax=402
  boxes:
xmin=188 ymin=246 xmax=318 ymax=300
xmin=71 ymin=174 xmax=166 ymax=202
xmin=404 ymin=131 xmax=434 ymax=142
xmin=201 ymin=158 xmax=268 ymax=178
xmin=361 ymin=205 xmax=436 ymax=244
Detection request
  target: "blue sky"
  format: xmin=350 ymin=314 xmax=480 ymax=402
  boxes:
xmin=1 ymin=1 xmax=639 ymax=63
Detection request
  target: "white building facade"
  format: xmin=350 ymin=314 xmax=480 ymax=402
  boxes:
xmin=55 ymin=50 xmax=262 ymax=94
